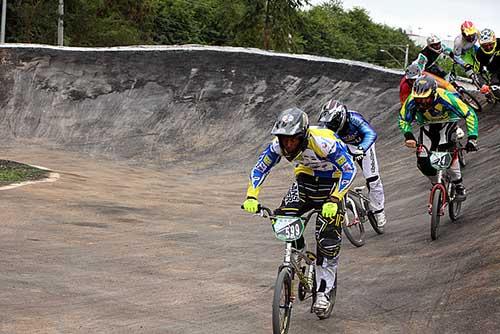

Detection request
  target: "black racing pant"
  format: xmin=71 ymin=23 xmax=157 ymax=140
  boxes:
xmin=274 ymin=173 xmax=344 ymax=265
xmin=416 ymin=123 xmax=457 ymax=177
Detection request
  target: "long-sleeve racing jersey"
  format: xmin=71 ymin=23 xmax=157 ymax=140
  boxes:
xmin=246 ymin=127 xmax=356 ymax=201
xmin=399 ymin=87 xmax=478 ymax=140
xmin=453 ymin=34 xmax=479 ymax=65
xmin=335 ymin=110 xmax=377 ymax=152
xmin=473 ymin=38 xmax=500 ymax=83
xmin=414 ymin=44 xmax=465 ymax=78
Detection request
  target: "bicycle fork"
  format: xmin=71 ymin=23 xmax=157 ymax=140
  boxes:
xmin=428 ymin=170 xmax=448 ymax=216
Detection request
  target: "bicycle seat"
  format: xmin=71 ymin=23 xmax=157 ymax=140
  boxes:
xmin=354 ymin=186 xmax=365 ymax=193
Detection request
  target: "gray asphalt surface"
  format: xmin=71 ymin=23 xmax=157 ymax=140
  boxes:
xmin=0 ymin=46 xmax=498 ymax=333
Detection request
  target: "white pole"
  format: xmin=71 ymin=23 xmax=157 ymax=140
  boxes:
xmin=404 ymin=44 xmax=409 ymax=69
xmin=57 ymin=0 xmax=64 ymax=46
xmin=1 ymin=0 xmax=6 ymax=44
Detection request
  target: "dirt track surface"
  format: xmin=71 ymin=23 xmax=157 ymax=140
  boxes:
xmin=0 ymin=46 xmax=499 ymax=333
xmin=2 ymin=117 xmax=499 ymax=334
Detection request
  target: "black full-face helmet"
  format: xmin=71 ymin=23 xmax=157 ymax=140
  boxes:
xmin=271 ymin=107 xmax=309 ymax=161
xmin=318 ymin=99 xmax=348 ymax=133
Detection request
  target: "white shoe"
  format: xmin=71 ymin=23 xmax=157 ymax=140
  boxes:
xmin=374 ymin=211 xmax=387 ymax=227
xmin=313 ymin=292 xmax=331 ymax=315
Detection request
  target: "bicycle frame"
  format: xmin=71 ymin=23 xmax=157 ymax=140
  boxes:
xmin=424 ymin=145 xmax=459 ymax=216
xmin=258 ymin=207 xmax=318 ymax=294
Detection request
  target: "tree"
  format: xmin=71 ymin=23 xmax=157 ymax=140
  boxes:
xmin=263 ymin=0 xmax=309 ymax=51
xmin=7 ymin=0 xmax=58 ymax=44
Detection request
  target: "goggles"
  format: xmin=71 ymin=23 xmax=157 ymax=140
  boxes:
xmin=481 ymin=42 xmax=495 ymax=52
xmin=414 ymin=96 xmax=434 ymax=109
xmin=462 ymin=32 xmax=476 ymax=42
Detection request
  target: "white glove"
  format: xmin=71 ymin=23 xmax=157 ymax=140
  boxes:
xmin=351 ymin=147 xmax=365 ymax=162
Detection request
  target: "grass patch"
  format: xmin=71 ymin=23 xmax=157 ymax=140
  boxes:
xmin=0 ymin=160 xmax=49 ymax=186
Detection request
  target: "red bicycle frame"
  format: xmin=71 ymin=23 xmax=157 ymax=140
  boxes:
xmin=426 ymin=146 xmax=459 ymax=216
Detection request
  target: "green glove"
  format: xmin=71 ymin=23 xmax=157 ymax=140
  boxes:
xmin=322 ymin=202 xmax=338 ymax=218
xmin=243 ymin=198 xmax=259 ymax=213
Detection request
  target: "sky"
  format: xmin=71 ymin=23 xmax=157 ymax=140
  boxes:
xmin=309 ymin=0 xmax=500 ymax=41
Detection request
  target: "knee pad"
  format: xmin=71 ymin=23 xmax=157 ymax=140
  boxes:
xmin=316 ymin=208 xmax=343 ymax=261
xmin=316 ymin=234 xmax=341 ymax=260
xmin=416 ymin=146 xmax=437 ymax=176
xmin=317 ymin=210 xmax=344 ymax=230
xmin=417 ymin=156 xmax=437 ymax=176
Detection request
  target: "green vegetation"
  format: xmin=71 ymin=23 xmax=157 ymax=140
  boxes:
xmin=4 ymin=0 xmax=419 ymax=68
xmin=0 ymin=160 xmax=49 ymax=186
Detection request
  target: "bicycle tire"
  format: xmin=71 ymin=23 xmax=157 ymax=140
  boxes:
xmin=368 ymin=211 xmax=385 ymax=234
xmin=448 ymin=185 xmax=462 ymax=221
xmin=430 ymin=188 xmax=442 ymax=240
xmin=460 ymin=91 xmax=482 ymax=113
xmin=272 ymin=268 xmax=292 ymax=334
xmin=342 ymin=203 xmax=365 ymax=247
xmin=458 ymin=146 xmax=466 ymax=168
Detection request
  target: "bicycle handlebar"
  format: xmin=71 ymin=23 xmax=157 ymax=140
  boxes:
xmin=242 ymin=204 xmax=320 ymax=223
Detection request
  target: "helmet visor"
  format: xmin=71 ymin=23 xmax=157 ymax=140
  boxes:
xmin=429 ymin=42 xmax=441 ymax=51
xmin=414 ymin=96 xmax=434 ymax=110
xmin=327 ymin=118 xmax=343 ymax=132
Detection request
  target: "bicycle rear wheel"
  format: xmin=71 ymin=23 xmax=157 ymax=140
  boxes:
xmin=448 ymin=185 xmax=462 ymax=221
xmin=458 ymin=146 xmax=466 ymax=168
xmin=272 ymin=268 xmax=292 ymax=334
xmin=342 ymin=203 xmax=365 ymax=247
xmin=460 ymin=91 xmax=482 ymax=113
xmin=430 ymin=188 xmax=442 ymax=240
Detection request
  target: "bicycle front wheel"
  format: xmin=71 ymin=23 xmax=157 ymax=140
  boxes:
xmin=342 ymin=204 xmax=365 ymax=247
xmin=272 ymin=268 xmax=292 ymax=334
xmin=430 ymin=188 xmax=442 ymax=240
xmin=460 ymin=91 xmax=482 ymax=113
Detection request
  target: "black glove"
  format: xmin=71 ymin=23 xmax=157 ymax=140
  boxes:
xmin=465 ymin=139 xmax=478 ymax=152
xmin=351 ymin=147 xmax=365 ymax=162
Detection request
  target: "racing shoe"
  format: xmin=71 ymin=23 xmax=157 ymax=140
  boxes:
xmin=455 ymin=183 xmax=467 ymax=201
xmin=374 ymin=211 xmax=387 ymax=233
xmin=313 ymin=292 xmax=331 ymax=317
